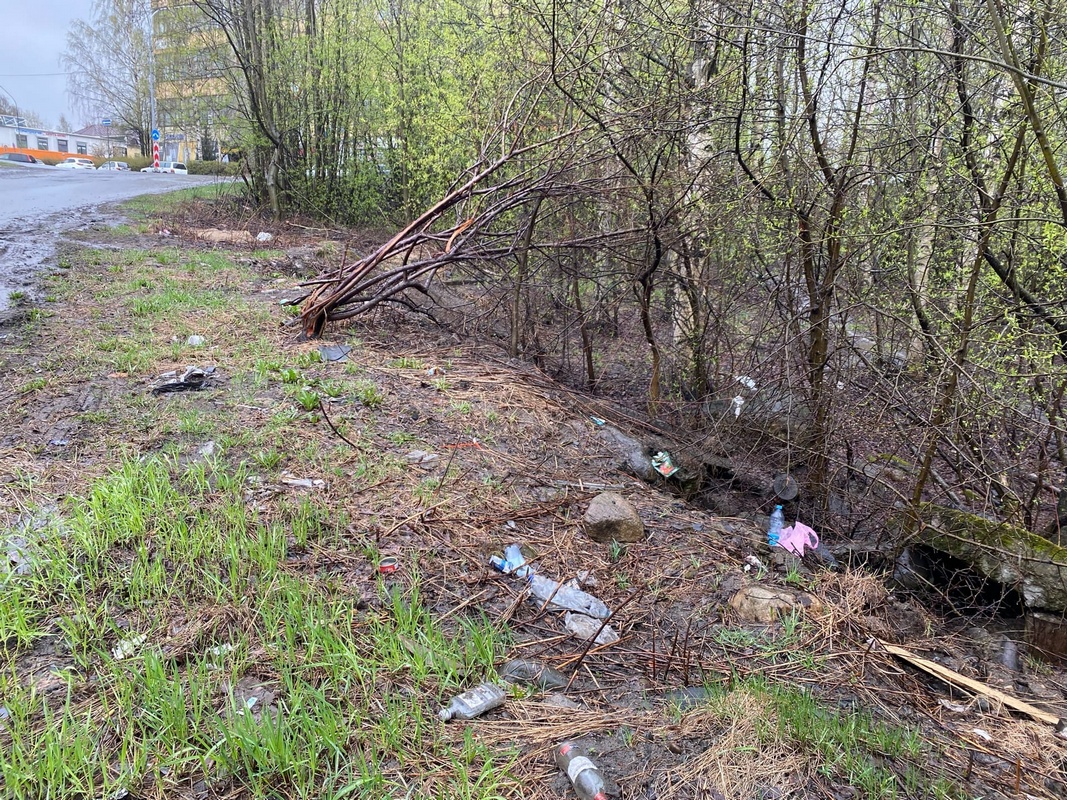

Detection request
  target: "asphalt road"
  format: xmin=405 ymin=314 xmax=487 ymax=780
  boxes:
xmin=0 ymin=164 xmax=224 ymax=310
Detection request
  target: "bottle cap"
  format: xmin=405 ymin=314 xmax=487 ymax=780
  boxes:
xmin=437 ymin=707 xmax=452 ymax=721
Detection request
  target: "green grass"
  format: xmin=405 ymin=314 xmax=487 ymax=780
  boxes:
xmin=0 ymin=455 xmax=515 ymax=799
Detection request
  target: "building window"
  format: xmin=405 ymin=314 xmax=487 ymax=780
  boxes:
xmin=76 ymin=142 xmax=87 ymax=154
xmin=37 ymin=136 xmax=48 ymax=150
xmin=58 ymin=139 xmax=68 ymax=152
xmin=15 ymin=134 xmax=27 ymax=148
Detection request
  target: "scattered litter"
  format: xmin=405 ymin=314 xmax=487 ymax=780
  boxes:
xmin=528 ymin=574 xmax=610 ymax=618
xmin=589 ymin=416 xmax=606 ymax=427
xmin=186 ymin=334 xmax=206 ymax=347
xmin=555 ymin=741 xmax=608 ymax=800
xmin=506 ymin=520 xmax=517 ymax=529
xmin=767 ymin=505 xmax=784 ymax=547
xmin=773 ymin=473 xmax=799 ymax=500
xmin=239 ymin=696 xmax=258 ymax=715
xmin=565 ymin=612 xmax=619 ymax=645
xmin=543 ymin=693 xmax=582 ymax=710
xmin=971 ymin=728 xmax=993 ymax=742
xmin=776 ymin=520 xmax=819 ymax=556
xmin=490 ymin=543 xmax=532 ymax=577
xmin=151 ymin=365 xmax=216 ymax=394
xmin=318 ymin=344 xmax=352 ymax=362
xmin=0 ymin=705 xmax=9 ymax=726
xmin=405 ymin=450 xmax=440 ymax=468
xmin=197 ymin=440 xmax=217 ymax=459
xmin=576 ymin=569 xmax=598 ymax=588
xmin=490 ymin=544 xmax=611 ymax=618
xmin=112 ymin=633 xmax=148 ymax=661
xmin=158 ymin=228 xmax=171 ymax=237
xmin=438 ymin=682 xmax=507 ymax=722
xmin=279 ymin=472 xmax=326 ymax=490
xmin=736 ymin=375 xmax=757 ymax=391
xmin=500 ymin=658 xmax=569 ymax=690
xmin=743 ymin=554 xmax=765 ymax=574
xmin=206 ymin=643 xmax=233 ymax=668
xmin=48 ymin=438 xmax=69 ymax=447
xmin=378 ymin=556 xmax=399 ymax=574
xmin=256 ymin=231 xmax=274 ymax=242
xmin=731 ymin=395 xmax=745 ymax=417
xmin=663 ymin=686 xmax=713 ymax=709
xmin=938 ymin=698 xmax=970 ymax=714
xmin=426 ymin=365 xmax=445 ymax=376
xmin=651 ymin=451 xmax=679 ymax=478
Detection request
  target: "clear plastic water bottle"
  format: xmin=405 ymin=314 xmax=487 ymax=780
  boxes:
xmin=767 ymin=505 xmax=784 ymax=547
xmin=437 ymin=682 xmax=507 ymax=722
xmin=555 ymin=742 xmax=608 ymax=800
xmin=527 ymin=573 xmax=610 ymax=618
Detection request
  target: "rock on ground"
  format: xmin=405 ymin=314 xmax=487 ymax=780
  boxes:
xmin=728 ymin=584 xmax=823 ymax=624
xmin=583 ymin=491 xmax=645 ymax=543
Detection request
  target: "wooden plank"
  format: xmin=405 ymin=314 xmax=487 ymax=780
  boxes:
xmin=874 ymin=639 xmax=1061 ymax=726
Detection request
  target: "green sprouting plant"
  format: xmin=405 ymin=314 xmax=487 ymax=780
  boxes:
xmin=355 ymin=380 xmax=384 ymax=408
xmin=296 ymin=350 xmax=322 ymax=367
xmin=608 ymin=540 xmax=627 ymax=562
xmin=388 ymin=356 xmax=424 ymax=369
xmin=280 ymin=367 xmax=302 ymax=384
xmin=253 ymin=448 xmax=283 ymax=470
xmin=295 ymin=388 xmax=320 ymax=411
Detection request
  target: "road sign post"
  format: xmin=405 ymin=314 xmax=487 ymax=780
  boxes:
xmin=153 ymin=142 xmax=160 ymax=169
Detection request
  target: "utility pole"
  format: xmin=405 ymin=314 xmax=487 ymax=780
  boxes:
xmin=147 ymin=0 xmax=159 ymax=165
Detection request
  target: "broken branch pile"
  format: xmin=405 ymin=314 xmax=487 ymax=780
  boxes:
xmin=296 ymin=133 xmax=641 ymax=338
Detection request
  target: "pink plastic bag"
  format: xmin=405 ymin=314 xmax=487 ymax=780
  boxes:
xmin=776 ymin=520 xmax=819 ymax=556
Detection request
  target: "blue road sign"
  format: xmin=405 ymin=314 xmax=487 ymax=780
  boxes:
xmin=151 ymin=129 xmax=160 ymax=141
xmin=101 ymin=118 xmax=112 ymax=126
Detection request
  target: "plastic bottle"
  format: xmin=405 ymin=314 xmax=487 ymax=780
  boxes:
xmin=554 ymin=742 xmax=608 ymax=800
xmin=437 ymin=682 xmax=507 ymax=722
xmin=499 ymin=658 xmax=570 ymax=690
xmin=767 ymin=505 xmax=784 ymax=547
xmin=527 ymin=573 xmax=610 ymax=618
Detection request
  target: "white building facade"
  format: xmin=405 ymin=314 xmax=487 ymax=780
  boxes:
xmin=0 ymin=116 xmax=125 ymax=158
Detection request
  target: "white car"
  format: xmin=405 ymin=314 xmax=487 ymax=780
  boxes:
xmin=141 ymin=161 xmax=188 ymax=175
xmin=97 ymin=161 xmax=130 ymax=171
xmin=55 ymin=157 xmax=96 ymax=170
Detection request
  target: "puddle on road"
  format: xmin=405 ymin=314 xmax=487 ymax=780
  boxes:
xmin=0 ymin=210 xmax=129 ymax=314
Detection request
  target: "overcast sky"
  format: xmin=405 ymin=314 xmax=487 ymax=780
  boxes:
xmin=0 ymin=0 xmax=97 ymax=130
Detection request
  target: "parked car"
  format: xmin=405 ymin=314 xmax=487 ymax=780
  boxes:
xmin=97 ymin=161 xmax=130 ymax=171
xmin=55 ymin=157 xmax=96 ymax=170
xmin=0 ymin=152 xmax=49 ymax=167
xmin=141 ymin=161 xmax=188 ymax=175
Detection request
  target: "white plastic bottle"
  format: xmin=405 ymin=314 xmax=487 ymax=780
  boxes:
xmin=527 ymin=574 xmax=610 ymax=618
xmin=437 ymin=682 xmax=507 ymax=722
xmin=555 ymin=741 xmax=608 ymax=800
xmin=768 ymin=505 xmax=784 ymax=547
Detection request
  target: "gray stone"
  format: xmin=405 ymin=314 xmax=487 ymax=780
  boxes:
xmin=583 ymin=492 xmax=645 ymax=543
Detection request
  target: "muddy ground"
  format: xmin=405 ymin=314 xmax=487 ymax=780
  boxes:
xmin=1 ymin=195 xmax=1066 ymax=799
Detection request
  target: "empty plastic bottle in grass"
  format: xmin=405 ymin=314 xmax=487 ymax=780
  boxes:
xmin=437 ymin=682 xmax=507 ymax=722
xmin=767 ymin=504 xmax=784 ymax=547
xmin=555 ymin=742 xmax=608 ymax=800
xmin=527 ymin=573 xmax=610 ymax=618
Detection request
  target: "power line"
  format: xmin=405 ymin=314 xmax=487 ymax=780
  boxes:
xmin=0 ymin=72 xmax=78 ymax=77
